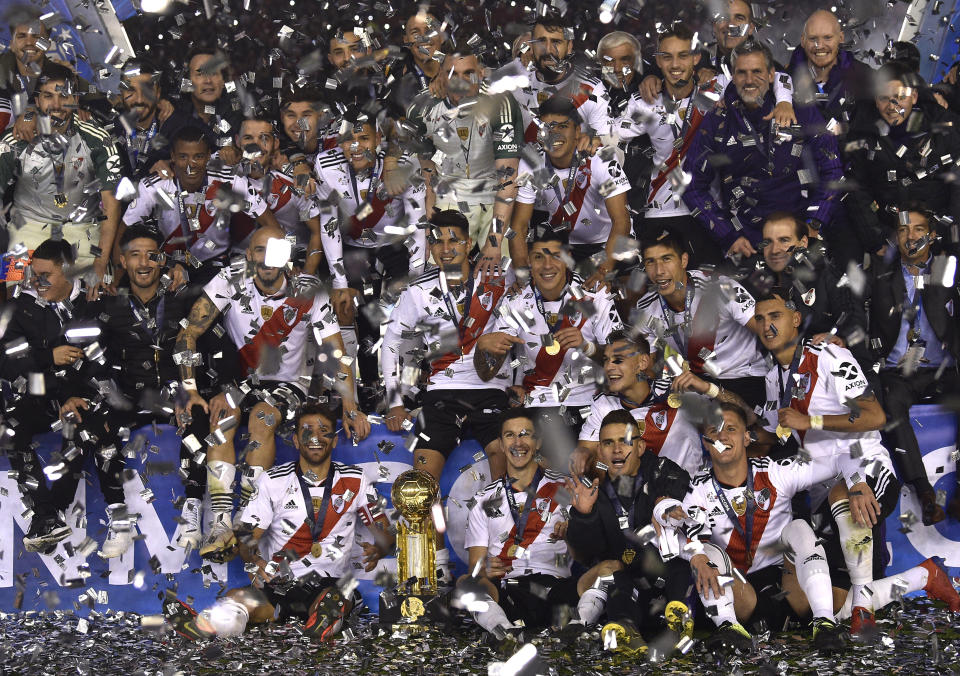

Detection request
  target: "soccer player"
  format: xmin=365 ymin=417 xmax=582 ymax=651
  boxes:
xmin=174 ymin=225 xmax=368 ymax=560
xmin=458 ymin=409 xmax=575 ymax=644
xmin=565 ymin=410 xmax=692 ymax=654
xmin=164 ymin=404 xmax=392 ymax=641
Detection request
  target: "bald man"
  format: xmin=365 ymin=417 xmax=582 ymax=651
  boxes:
xmin=789 ymin=9 xmax=873 ymax=127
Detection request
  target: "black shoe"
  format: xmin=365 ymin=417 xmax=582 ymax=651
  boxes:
xmin=162 ymin=592 xmax=213 ymax=642
xmin=812 ymin=617 xmax=847 ymax=653
xmin=304 ymin=587 xmax=347 ymax=642
xmin=488 ymin=626 xmax=524 ymax=657
xmin=23 ymin=515 xmax=71 ymax=554
xmin=919 ymin=488 xmax=946 ymax=526
xmin=706 ymin=621 xmax=754 ymax=653
xmin=554 ymin=621 xmax=591 ymax=646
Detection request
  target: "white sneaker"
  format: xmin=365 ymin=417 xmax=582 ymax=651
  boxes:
xmin=199 ymin=512 xmax=237 ymax=561
xmin=176 ymin=498 xmax=203 ymax=550
xmin=99 ymin=503 xmax=133 ymax=559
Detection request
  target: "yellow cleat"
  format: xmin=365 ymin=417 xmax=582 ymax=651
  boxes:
xmin=601 ymin=621 xmax=648 ymax=655
xmin=665 ymin=600 xmax=694 ymax=640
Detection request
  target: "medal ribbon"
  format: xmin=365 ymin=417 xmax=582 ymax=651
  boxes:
xmin=296 ymin=463 xmax=337 ymax=544
xmin=503 ymin=467 xmax=545 ymax=546
xmin=776 ymin=343 xmax=805 ymax=409
xmin=711 ymin=463 xmax=755 ymax=568
xmin=601 ymin=471 xmax=645 ymax=530
xmin=128 ymin=294 xmax=166 ymax=346
xmin=657 ymin=281 xmax=694 ymax=356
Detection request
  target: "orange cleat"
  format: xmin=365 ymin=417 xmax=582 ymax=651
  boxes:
xmin=849 ymin=606 xmax=876 ymax=640
xmin=920 ymin=557 xmax=960 ymax=612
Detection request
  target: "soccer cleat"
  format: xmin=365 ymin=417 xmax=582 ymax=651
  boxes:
xmin=706 ymin=621 xmax=753 ymax=653
xmin=23 ymin=515 xmax=72 ymax=554
xmin=99 ymin=504 xmax=133 ymax=559
xmin=199 ymin=513 xmax=237 ymax=562
xmin=488 ymin=627 xmax=524 ymax=657
xmin=162 ymin=594 xmax=213 ymax=642
xmin=812 ymin=617 xmax=847 ymax=652
xmin=849 ymin=606 xmax=876 ymax=640
xmin=601 ymin=620 xmax=647 ymax=655
xmin=664 ymin=600 xmax=694 ymax=640
xmin=920 ymin=557 xmax=960 ymax=611
xmin=304 ymin=587 xmax=347 ymax=642
xmin=554 ymin=621 xmax=591 ymax=646
xmin=176 ymin=498 xmax=203 ymax=550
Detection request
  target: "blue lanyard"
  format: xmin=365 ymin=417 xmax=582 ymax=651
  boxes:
xmin=442 ymin=277 xmax=475 ymax=341
xmin=711 ymin=463 xmax=755 ymax=567
xmin=128 ymin=119 xmax=158 ymax=167
xmin=532 ymin=282 xmax=568 ymax=333
xmin=602 ymin=471 xmax=645 ymax=530
xmin=128 ymin=294 xmax=166 ymax=345
xmin=657 ymin=280 xmax=694 ymax=356
xmin=776 ymin=343 xmax=805 ymax=409
xmin=503 ymin=467 xmax=545 ymax=545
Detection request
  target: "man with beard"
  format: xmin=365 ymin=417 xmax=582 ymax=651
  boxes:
xmin=230 ymin=116 xmax=345 ymax=283
xmin=509 ymin=96 xmax=629 ymax=279
xmin=0 ymin=62 xmax=122 ymax=292
xmin=174 ymin=225 xmax=369 ymax=561
xmin=1 ymin=239 xmax=86 ymax=553
xmin=866 ymin=209 xmax=960 ymax=523
xmin=683 ymin=41 xmax=841 ymax=259
xmin=565 ymin=410 xmax=692 ymax=653
xmin=408 ymin=41 xmax=522 ymax=257
xmin=511 ymin=11 xmax=612 ymax=145
xmin=53 ymin=225 xmax=230 ymax=556
xmin=114 ymin=60 xmax=190 ymax=181
xmin=474 ymin=226 xmax=620 ymax=444
xmin=314 ymin=113 xmax=426 ymax=409
xmin=121 ymin=124 xmax=283 ymax=285
xmin=388 ymin=9 xmax=446 ymax=96
xmin=458 ymin=409 xmax=575 ymax=647
xmin=164 ymin=404 xmax=392 ymax=642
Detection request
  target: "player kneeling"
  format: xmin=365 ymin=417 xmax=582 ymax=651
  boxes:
xmin=455 ymin=409 xmax=577 ymax=651
xmin=164 ymin=404 xmax=393 ymax=641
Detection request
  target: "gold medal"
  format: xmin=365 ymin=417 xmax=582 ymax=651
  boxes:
xmin=775 ymin=424 xmax=792 ymax=440
xmin=54 ymin=192 xmax=68 ymax=208
xmin=545 ymin=342 xmax=561 ymax=356
xmin=621 ymin=548 xmax=636 ymax=565
xmin=667 ymin=393 xmax=682 ymax=408
xmin=311 ymin=542 xmax=323 ymax=557
xmin=731 ymin=493 xmax=747 ymax=517
xmin=506 ymin=544 xmax=518 ymax=557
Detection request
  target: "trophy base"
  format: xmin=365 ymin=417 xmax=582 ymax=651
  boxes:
xmin=378 ymin=591 xmax=447 ymax=628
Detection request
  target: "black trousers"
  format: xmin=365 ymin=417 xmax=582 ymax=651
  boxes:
xmin=343 ymin=242 xmax=410 ymax=389
xmin=879 ymin=366 xmax=960 ymax=488
xmin=3 ymin=396 xmax=62 ymax=521
xmin=640 ymin=214 xmax=723 ymax=269
xmin=606 ymin=545 xmax=691 ymax=635
xmin=499 ymin=573 xmax=579 ymax=629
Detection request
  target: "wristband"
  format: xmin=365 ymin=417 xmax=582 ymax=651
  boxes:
xmin=182 ymin=378 xmax=198 ymax=392
xmin=705 ymin=383 xmax=721 ymax=399
xmin=582 ymin=341 xmax=597 ymax=357
xmin=809 ymin=414 xmax=824 ymax=430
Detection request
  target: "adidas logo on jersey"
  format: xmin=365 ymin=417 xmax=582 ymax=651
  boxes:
xmin=284 ymin=500 xmax=298 ymax=510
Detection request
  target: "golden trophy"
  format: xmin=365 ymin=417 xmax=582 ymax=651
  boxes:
xmin=379 ymin=469 xmax=445 ymax=625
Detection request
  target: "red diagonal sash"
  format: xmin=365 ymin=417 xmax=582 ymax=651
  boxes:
xmin=348 ymin=189 xmax=391 ymax=239
xmin=430 ymin=280 xmax=507 ymax=377
xmin=497 ymin=481 xmax=560 ymax=561
xmin=549 ymin=165 xmax=592 ymax=231
xmin=238 ymin=294 xmax=314 ymax=374
xmin=647 ymin=106 xmax=704 ymax=204
xmin=521 ymin=313 xmax=581 ymax=391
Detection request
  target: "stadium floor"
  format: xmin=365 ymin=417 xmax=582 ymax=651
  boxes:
xmin=0 ymin=597 xmax=956 ymax=675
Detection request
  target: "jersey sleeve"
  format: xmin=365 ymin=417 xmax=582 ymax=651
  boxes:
xmin=202 ymin=272 xmax=233 ymax=313
xmin=582 ymin=79 xmax=612 ymax=137
xmin=122 ymin=179 xmax=160 ymax=226
xmin=594 ymin=156 xmax=630 ymax=201
xmin=661 ymin=412 xmax=706 ymax=478
xmin=403 ymin=180 xmax=429 ymax=274
xmin=492 ymin=93 xmax=522 ymax=160
xmin=234 ymin=176 xmax=269 ymax=218
xmin=767 ymin=455 xmax=841 ymax=497
xmin=88 ymin=128 xmax=124 ymax=192
xmin=464 ymin=491 xmax=493 ymax=550
xmin=822 ymin=345 xmax=869 ymax=403
xmin=308 ymin=287 xmax=341 ymax=340
xmin=381 ymin=285 xmax=425 ymax=407
xmin=614 ymin=94 xmax=651 ymax=141
xmin=721 ymin=276 xmax=758 ymax=327
xmin=352 ymin=471 xmax=381 ymax=526
xmin=584 ymin=288 xmax=623 ymax=344
xmin=579 ymin=397 xmax=613 ymax=442
xmin=0 ymin=134 xmax=19 ymax=187
xmin=516 ymin=156 xmax=538 ymax=205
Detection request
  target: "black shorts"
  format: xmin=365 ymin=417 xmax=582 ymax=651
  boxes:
xmin=498 ymin=573 xmax=578 ymax=629
xmin=815 ymin=464 xmax=901 ymax=588
xmin=744 ymin=565 xmax=795 ymax=633
xmin=419 ymin=388 xmax=508 ymax=456
xmin=262 ymin=572 xmax=340 ymax=621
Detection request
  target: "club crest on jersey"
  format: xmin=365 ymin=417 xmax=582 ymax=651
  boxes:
xmin=652 ymin=410 xmax=668 ymax=431
xmin=478 ymin=122 xmax=487 ymax=136
xmin=478 ymin=290 xmax=494 ymax=312
xmin=261 ymin=306 xmax=274 ymax=321
xmin=267 ymin=192 xmax=280 ymax=209
xmin=536 ymin=498 xmax=551 ymax=515
xmin=73 ymin=157 xmax=84 ymax=170
xmin=754 ymin=487 xmax=772 ymax=511
xmin=575 ymin=170 xmax=589 ymax=189
xmin=797 ymin=373 xmax=812 ymax=396
xmin=457 ymin=127 xmax=470 ymax=141
xmin=283 ymin=305 xmax=299 ymax=324
xmin=204 ymin=200 xmax=217 ymax=216
xmin=333 ymin=494 xmax=346 ymax=513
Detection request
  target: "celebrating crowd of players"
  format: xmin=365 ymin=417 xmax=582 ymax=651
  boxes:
xmin=1 ymin=0 xmax=959 ymax=658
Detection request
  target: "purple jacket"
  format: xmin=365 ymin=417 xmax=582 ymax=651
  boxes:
xmin=682 ymin=85 xmax=842 ymax=250
xmin=787 ymin=48 xmax=874 ymax=125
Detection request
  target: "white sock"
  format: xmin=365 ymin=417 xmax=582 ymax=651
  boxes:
xmin=339 ymin=324 xmax=358 ymax=359
xmin=207 ymin=461 xmax=236 ymax=514
xmin=837 ymin=565 xmax=930 ymax=619
xmin=781 ymin=519 xmax=834 ymax=620
xmin=830 ymin=499 xmax=874 ymax=610
xmin=472 ymin=593 xmax=512 ymax=635
xmin=201 ymin=598 xmax=249 ymax=637
xmin=699 ymin=543 xmax=737 ymax=627
xmin=576 ymin=586 xmax=608 ymax=626
xmin=240 ymin=465 xmax=264 ymax=504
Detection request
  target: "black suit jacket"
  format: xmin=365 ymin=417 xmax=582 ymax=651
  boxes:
xmin=866 ymin=251 xmax=960 ymax=363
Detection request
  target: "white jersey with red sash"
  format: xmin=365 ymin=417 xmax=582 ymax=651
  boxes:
xmin=516 ymin=151 xmax=629 ymax=245
xmin=681 ymin=455 xmax=841 ymax=573
xmin=240 ymin=461 xmax=379 ymax=579
xmin=578 ymin=392 xmax=705 ymax=478
xmin=203 ymin=271 xmax=339 ymax=383
xmin=635 ymin=269 xmax=766 ymax=379
xmin=381 ymin=268 xmax=510 ymax=402
xmin=122 ymin=168 xmax=267 ymax=262
xmin=494 ymin=276 xmax=621 ymax=406
xmin=760 ymin=341 xmax=896 ymax=506
xmin=464 ymin=469 xmax=571 ymax=580
xmin=513 ymin=70 xmax=612 ymax=143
